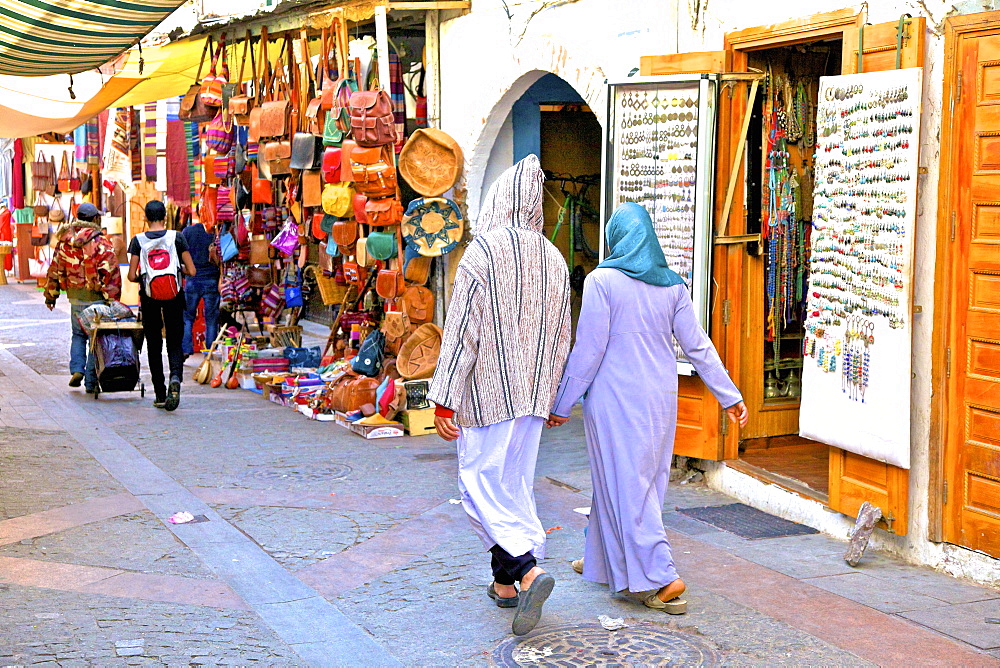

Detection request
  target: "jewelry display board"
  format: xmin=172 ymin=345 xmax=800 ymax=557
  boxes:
xmin=603 ymin=75 xmax=718 ymax=372
xmin=798 ymin=68 xmax=922 ymax=469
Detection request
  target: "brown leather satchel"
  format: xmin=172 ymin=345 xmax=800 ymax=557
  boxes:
xmin=349 ymin=89 xmax=398 ymax=147
xmin=351 ymin=146 xmax=397 ymax=198
xmin=332 ymin=219 xmax=358 ymax=246
xmin=179 ymin=36 xmax=218 ymax=124
xmin=401 ymin=285 xmax=434 ymax=324
xmin=229 ymin=31 xmax=256 ymax=125
xmin=376 ymin=268 xmax=405 ymax=301
xmin=249 ymin=236 xmax=271 ymax=265
xmin=327 ymin=374 xmax=379 ymax=413
xmin=365 ymin=197 xmax=402 ymax=228
xmin=264 ymin=140 xmax=292 ymax=176
xmin=259 ymin=52 xmax=291 ymax=139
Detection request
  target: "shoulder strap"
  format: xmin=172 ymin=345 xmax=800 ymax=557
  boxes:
xmin=195 ymin=35 xmax=213 ymax=83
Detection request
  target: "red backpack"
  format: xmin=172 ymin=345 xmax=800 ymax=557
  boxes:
xmin=137 ymin=231 xmax=181 ymax=300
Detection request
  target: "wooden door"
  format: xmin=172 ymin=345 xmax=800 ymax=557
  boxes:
xmin=942 ymin=27 xmax=1000 ymax=557
xmin=640 ymin=51 xmax=734 ymax=460
xmin=820 ymin=16 xmax=926 ymax=536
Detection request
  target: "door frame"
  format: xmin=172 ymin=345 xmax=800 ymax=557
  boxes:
xmin=721 ymin=8 xmax=863 ymax=445
xmin=931 ymin=11 xmax=1000 ymax=545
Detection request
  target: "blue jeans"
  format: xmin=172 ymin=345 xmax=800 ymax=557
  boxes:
xmin=182 ymin=277 xmax=221 ymax=355
xmin=70 ymin=301 xmax=101 ymax=390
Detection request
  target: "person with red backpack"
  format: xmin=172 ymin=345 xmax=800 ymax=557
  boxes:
xmin=127 ymin=201 xmax=195 ymax=411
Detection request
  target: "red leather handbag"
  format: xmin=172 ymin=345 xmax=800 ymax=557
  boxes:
xmin=322 ymin=147 xmax=341 ymax=183
xmin=353 ymin=193 xmax=368 ymax=224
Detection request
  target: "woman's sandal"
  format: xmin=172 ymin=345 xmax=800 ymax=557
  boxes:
xmin=643 ymin=592 xmax=688 ymax=615
xmin=487 ymin=582 xmax=519 ymax=608
xmin=570 ymin=559 xmax=584 ymax=574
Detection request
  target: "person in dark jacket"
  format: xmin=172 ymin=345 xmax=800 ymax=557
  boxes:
xmin=180 ymin=220 xmax=220 ymax=357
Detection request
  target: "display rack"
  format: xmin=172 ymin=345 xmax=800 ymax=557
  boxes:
xmin=602 ymin=74 xmax=719 ymax=372
xmin=798 ymin=68 xmax=922 ymax=469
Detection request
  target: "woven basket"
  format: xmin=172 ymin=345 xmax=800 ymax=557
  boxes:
xmin=399 ymin=128 xmax=463 ymax=197
xmin=311 ymin=267 xmax=348 ymax=305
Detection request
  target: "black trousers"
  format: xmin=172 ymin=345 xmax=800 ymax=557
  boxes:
xmin=140 ymin=292 xmax=186 ymax=397
xmin=490 ymin=544 xmax=536 ymax=586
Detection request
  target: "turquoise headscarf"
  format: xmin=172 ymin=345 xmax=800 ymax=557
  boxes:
xmin=598 ymin=202 xmax=685 ymax=287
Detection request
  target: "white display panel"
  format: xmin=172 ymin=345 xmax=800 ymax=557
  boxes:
xmin=798 ymin=68 xmax=922 ymax=469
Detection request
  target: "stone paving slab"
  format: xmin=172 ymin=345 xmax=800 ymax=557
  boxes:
xmin=0 ymin=492 xmax=143 ymax=545
xmin=802 ymin=571 xmax=949 ymax=613
xmin=901 ymin=599 xmax=1000 ymax=650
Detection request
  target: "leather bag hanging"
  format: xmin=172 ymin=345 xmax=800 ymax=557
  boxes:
xmin=322 ymin=147 xmax=341 ymax=183
xmin=31 ymin=151 xmax=55 ymax=194
xmin=200 ymin=35 xmax=228 ymax=107
xmin=259 ymin=48 xmax=291 ymax=139
xmin=227 ymin=32 xmax=255 ymax=123
xmin=264 ymin=140 xmax=292 ymax=176
xmin=365 ymin=197 xmax=402 ymax=228
xmin=302 ymin=170 xmax=322 ymax=208
xmin=57 ymin=152 xmax=78 ymax=192
xmin=322 ymin=182 xmax=354 ymax=217
xmin=180 ymin=36 xmax=218 ymax=123
xmin=350 ymin=145 xmax=397 ymax=198
xmin=290 ymin=133 xmax=323 ymax=171
xmin=247 ymin=27 xmax=268 ymax=142
xmin=332 ymin=218 xmax=358 ymax=246
xmin=252 ymin=163 xmax=273 ymax=204
xmin=249 ymin=235 xmax=271 ymax=265
xmin=400 ymin=285 xmax=434 ymax=324
xmin=348 ymin=89 xmax=397 ymax=148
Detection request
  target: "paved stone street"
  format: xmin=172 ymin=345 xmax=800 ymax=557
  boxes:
xmin=1 ymin=281 xmax=999 ymax=666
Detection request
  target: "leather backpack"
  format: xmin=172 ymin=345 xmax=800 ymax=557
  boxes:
xmin=349 ymin=90 xmax=397 ymax=147
xmin=351 ymin=146 xmax=397 ymax=199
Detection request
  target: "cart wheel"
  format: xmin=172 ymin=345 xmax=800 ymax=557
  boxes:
xmin=140 ymin=383 xmax=145 ymax=398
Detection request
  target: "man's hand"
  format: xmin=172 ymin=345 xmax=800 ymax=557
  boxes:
xmin=725 ymin=401 xmax=749 ymax=428
xmin=546 ymin=414 xmax=569 ymax=429
xmin=434 ymin=415 xmax=460 ymax=441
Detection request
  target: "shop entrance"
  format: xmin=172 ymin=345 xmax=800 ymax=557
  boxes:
xmin=732 ymin=39 xmax=844 ymax=499
xmin=939 ymin=18 xmax=1000 ymax=558
xmin=483 ymin=73 xmax=602 ymax=326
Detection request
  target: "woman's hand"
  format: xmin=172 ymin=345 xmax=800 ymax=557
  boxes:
xmin=725 ymin=401 xmax=749 ymax=428
xmin=434 ymin=415 xmax=461 ymax=441
xmin=546 ymin=414 xmax=570 ymax=429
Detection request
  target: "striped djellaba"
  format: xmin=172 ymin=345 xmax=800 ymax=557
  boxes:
xmin=429 ymin=155 xmax=572 ymax=428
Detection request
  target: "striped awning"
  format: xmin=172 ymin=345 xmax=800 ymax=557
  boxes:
xmin=0 ymin=0 xmax=187 ymax=77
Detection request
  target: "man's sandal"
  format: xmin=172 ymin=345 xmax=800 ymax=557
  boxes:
xmin=487 ymin=582 xmax=518 ymax=608
xmin=512 ymin=573 xmax=555 ymax=636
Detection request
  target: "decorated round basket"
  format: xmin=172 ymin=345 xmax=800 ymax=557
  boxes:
xmin=398 ymin=128 xmax=463 ymax=197
xmin=402 ymin=197 xmax=463 ymax=257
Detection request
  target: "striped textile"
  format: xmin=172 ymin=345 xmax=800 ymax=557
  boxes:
xmin=73 ymin=125 xmax=86 ymax=164
xmin=389 ymin=52 xmax=405 ymax=153
xmin=187 ymin=120 xmax=200 ymax=199
xmin=428 ymin=155 xmax=572 ymax=428
xmin=142 ymin=102 xmax=156 ymax=181
xmin=129 ymin=107 xmax=141 ymax=182
xmin=85 ymin=119 xmax=99 ymax=165
xmin=155 ymin=98 xmax=169 ymax=192
xmin=0 ymin=0 xmax=187 ymax=77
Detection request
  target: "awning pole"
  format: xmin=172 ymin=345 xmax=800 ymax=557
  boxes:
xmin=375 ymin=6 xmax=391 ymax=90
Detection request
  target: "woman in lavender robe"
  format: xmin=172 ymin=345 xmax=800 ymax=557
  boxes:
xmin=548 ymin=202 xmax=748 ymax=614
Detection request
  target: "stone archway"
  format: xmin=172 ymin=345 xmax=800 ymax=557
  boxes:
xmin=461 ymin=43 xmax=607 ymax=225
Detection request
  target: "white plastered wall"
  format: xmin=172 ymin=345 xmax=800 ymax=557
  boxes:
xmin=436 ymin=0 xmax=1000 ymax=586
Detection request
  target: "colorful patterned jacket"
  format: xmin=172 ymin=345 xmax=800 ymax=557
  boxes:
xmin=44 ymin=223 xmax=122 ymax=304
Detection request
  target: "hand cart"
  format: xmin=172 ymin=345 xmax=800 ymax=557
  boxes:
xmin=89 ymin=321 xmax=145 ymax=399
